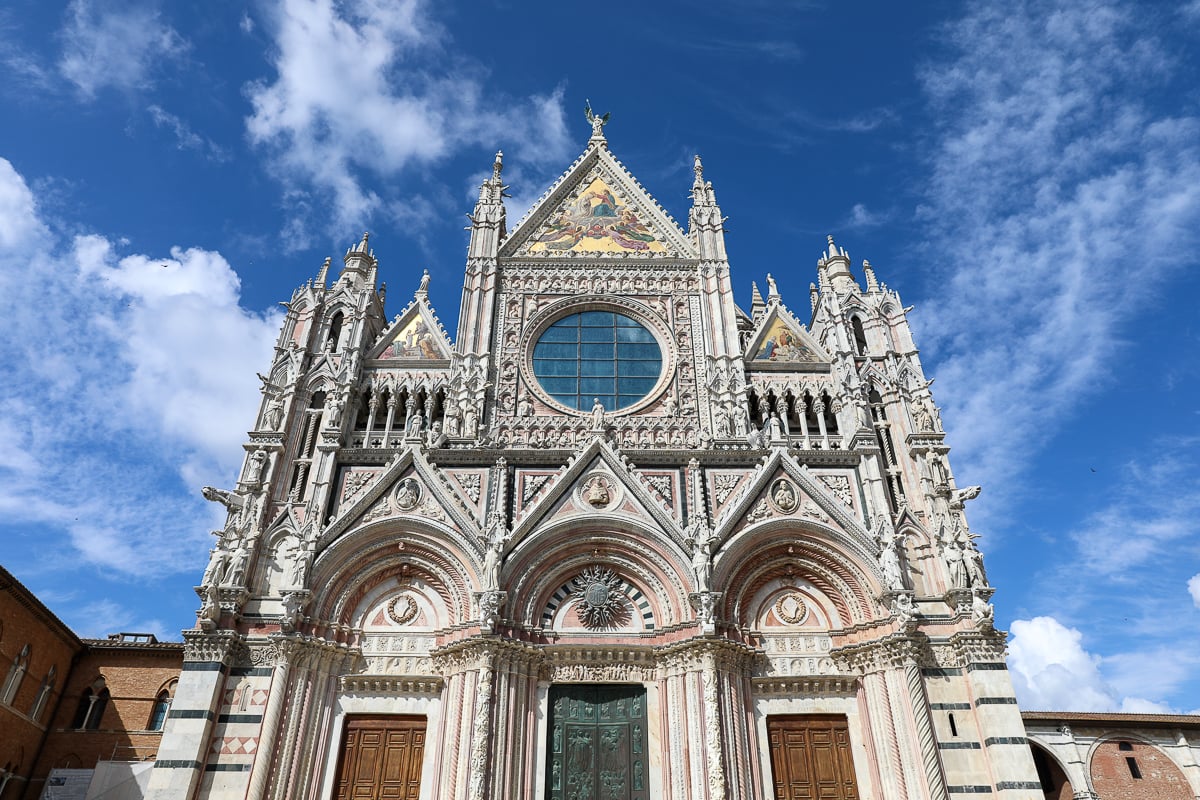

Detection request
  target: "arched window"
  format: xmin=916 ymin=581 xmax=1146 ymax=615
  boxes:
xmin=850 ymin=316 xmax=868 ymax=355
xmin=29 ymin=665 xmax=55 ymax=723
xmin=326 ymin=311 xmax=344 ymax=352
xmin=1 ymin=644 xmax=30 ymax=705
xmin=72 ymin=679 xmax=109 ymax=730
xmin=148 ymin=689 xmax=171 ymax=731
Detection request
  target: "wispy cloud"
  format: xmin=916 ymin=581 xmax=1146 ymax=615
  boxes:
xmin=0 ymin=157 xmax=280 ymax=579
xmin=57 ymin=0 xmax=188 ymax=98
xmin=912 ymin=0 xmax=1200 ymax=513
xmin=244 ymin=0 xmax=573 ymax=240
xmin=147 ymin=104 xmax=228 ymax=161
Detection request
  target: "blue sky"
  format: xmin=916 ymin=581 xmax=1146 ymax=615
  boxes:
xmin=1 ymin=0 xmax=1198 ymax=713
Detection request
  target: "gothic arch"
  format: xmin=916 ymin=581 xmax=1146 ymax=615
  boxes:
xmin=505 ymin=519 xmax=691 ymax=629
xmin=715 ymin=522 xmax=882 ymax=627
xmin=311 ymin=519 xmax=480 ymax=628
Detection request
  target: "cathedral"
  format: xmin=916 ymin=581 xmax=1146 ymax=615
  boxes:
xmin=146 ymin=117 xmax=1045 ymax=800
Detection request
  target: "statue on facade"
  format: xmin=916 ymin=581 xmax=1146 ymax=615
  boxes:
xmin=202 ymin=546 xmax=232 ymax=587
xmin=482 ymin=534 xmax=503 ymax=592
xmin=463 ymin=401 xmax=479 ymax=439
xmin=287 ymin=547 xmax=311 ymax=588
xmin=913 ymin=397 xmax=935 ymax=432
xmin=223 ymin=545 xmax=250 ymax=586
xmin=589 ymin=397 xmax=606 ymax=431
xmin=325 ymin=392 xmax=345 ymax=428
xmin=767 ymin=413 xmax=785 ymax=444
xmin=443 ymin=396 xmax=461 ymax=437
xmin=878 ymin=530 xmax=906 ymax=591
xmin=426 ymin=421 xmax=445 ymax=448
xmin=517 ymin=397 xmax=533 ymax=417
xmin=263 ymin=394 xmax=285 ymax=430
xmin=417 ymin=269 xmax=430 ymax=293
xmin=198 ymin=585 xmax=219 ymax=630
xmin=963 ymin=535 xmax=988 ymax=588
xmin=244 ymin=449 xmax=268 ymax=488
xmin=893 ymin=592 xmax=918 ymax=631
xmin=691 ymin=534 xmax=713 ymax=594
xmin=945 ymin=538 xmax=968 ymax=589
xmin=971 ymin=587 xmax=994 ymax=627
xmin=406 ymin=408 xmax=426 ymax=438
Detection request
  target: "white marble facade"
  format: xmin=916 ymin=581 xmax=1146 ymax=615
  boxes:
xmin=148 ymin=121 xmax=1045 ymax=799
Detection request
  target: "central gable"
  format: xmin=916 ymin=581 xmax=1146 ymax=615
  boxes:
xmin=502 ymin=145 xmax=695 ymax=259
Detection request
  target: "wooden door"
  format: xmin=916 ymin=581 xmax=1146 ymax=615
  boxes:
xmin=334 ymin=715 xmax=426 ymax=800
xmin=767 ymin=715 xmax=859 ymax=800
xmin=547 ymin=684 xmax=648 ymax=800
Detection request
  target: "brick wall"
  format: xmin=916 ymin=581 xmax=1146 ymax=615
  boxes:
xmin=1089 ymin=739 xmax=1193 ymax=800
xmin=0 ymin=568 xmax=82 ymax=800
xmin=27 ymin=641 xmax=182 ymax=799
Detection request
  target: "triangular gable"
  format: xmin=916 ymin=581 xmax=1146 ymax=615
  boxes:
xmin=712 ymin=449 xmax=875 ymax=563
xmin=501 ymin=145 xmax=695 ymax=259
xmin=744 ymin=304 xmax=828 ymax=365
xmin=317 ymin=449 xmax=480 ymax=550
xmin=509 ymin=437 xmax=684 ymax=547
xmin=368 ymin=299 xmax=453 ymax=362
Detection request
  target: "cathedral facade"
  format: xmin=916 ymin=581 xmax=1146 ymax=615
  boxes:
xmin=147 ymin=120 xmax=1043 ymax=800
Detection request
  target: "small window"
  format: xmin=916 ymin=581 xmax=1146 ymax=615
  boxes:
xmin=1118 ymin=741 xmax=1133 ymax=751
xmin=1 ymin=644 xmax=30 ymax=705
xmin=72 ymin=680 xmax=109 ymax=730
xmin=148 ymin=690 xmax=171 ymax=731
xmin=1126 ymin=756 xmax=1142 ymax=779
xmin=29 ymin=665 xmax=55 ymax=723
xmin=850 ymin=316 xmax=868 ymax=355
xmin=948 ymin=712 xmax=958 ymax=737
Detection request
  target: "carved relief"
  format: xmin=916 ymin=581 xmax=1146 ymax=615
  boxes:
xmin=578 ymin=473 xmax=618 ymax=509
xmin=774 ymin=593 xmax=808 ymax=625
xmin=570 ymin=567 xmax=630 ymax=628
xmin=387 ymin=594 xmax=419 ymax=626
xmin=769 ymin=478 xmax=799 ymax=513
xmin=818 ymin=475 xmax=854 ymax=507
xmin=395 ymin=478 xmax=421 ymax=510
xmin=712 ymin=473 xmax=741 ymax=506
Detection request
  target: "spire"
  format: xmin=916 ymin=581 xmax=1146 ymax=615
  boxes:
xmin=340 ymin=231 xmax=376 ymax=287
xmin=863 ymin=259 xmax=879 ymax=292
xmin=818 ymin=234 xmax=856 ymax=293
xmin=688 ymin=154 xmax=726 ymax=260
xmin=750 ymin=281 xmax=766 ymax=322
xmin=316 ymin=256 xmax=331 ymax=286
xmin=467 ymin=151 xmax=508 ymax=259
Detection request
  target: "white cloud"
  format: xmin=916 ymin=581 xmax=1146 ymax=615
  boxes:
xmin=1190 ymin=574 xmax=1200 ymax=607
xmin=913 ymin=1 xmax=1200 ymax=507
xmin=0 ymin=157 xmax=280 ymax=577
xmin=147 ymin=105 xmax=228 ymax=161
xmin=244 ymin=0 xmax=572 ymax=236
xmin=57 ymin=0 xmax=187 ymax=98
xmin=1007 ymin=616 xmax=1179 ymax=712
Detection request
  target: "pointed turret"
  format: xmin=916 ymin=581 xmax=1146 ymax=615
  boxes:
xmin=818 ymin=234 xmax=856 ymax=293
xmin=863 ymin=259 xmax=879 ymax=292
xmin=316 ymin=256 xmax=331 ymax=286
xmin=467 ymin=151 xmax=507 ymax=260
xmin=688 ymin=155 xmax=727 ymax=262
xmin=339 ymin=231 xmax=376 ymax=289
xmin=750 ymin=281 xmax=766 ymax=322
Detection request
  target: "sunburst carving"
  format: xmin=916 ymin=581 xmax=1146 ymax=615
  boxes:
xmin=571 ymin=566 xmax=630 ymax=629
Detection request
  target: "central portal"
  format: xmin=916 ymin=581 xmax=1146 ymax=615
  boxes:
xmin=547 ymin=684 xmax=648 ymax=800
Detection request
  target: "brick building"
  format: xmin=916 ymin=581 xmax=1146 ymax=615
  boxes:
xmin=0 ymin=566 xmax=183 ymax=800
